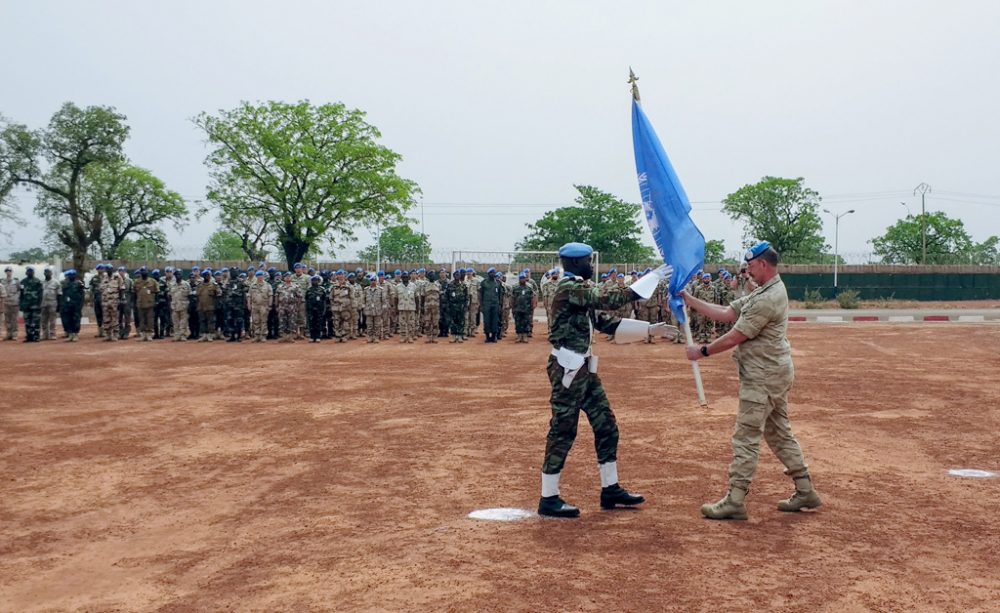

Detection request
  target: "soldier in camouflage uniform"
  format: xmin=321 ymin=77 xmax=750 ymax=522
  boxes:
xmin=226 ymin=272 xmax=248 ymax=342
xmin=291 ymin=264 xmax=310 ymax=339
xmin=420 ymin=270 xmax=442 ymax=343
xmin=266 ymin=268 xmax=280 ymax=339
xmin=60 ymin=269 xmax=85 ymax=342
xmin=196 ymin=271 xmax=221 ymax=341
xmin=394 ymin=271 xmax=419 ymax=343
xmin=328 ymin=270 xmax=352 ymax=342
xmin=498 ymin=272 xmax=512 ymax=339
xmin=39 ymin=268 xmax=62 ymax=340
xmin=100 ymin=266 xmax=125 ymax=341
xmin=89 ymin=264 xmax=105 ymax=337
xmin=18 ymin=267 xmax=44 ymax=343
xmin=320 ymin=271 xmax=334 ymax=339
xmin=511 ymin=272 xmax=536 ymax=343
xmin=464 ymin=268 xmax=481 ymax=338
xmin=363 ymin=274 xmax=385 ymax=343
xmin=538 ymin=242 xmax=659 ymax=518
xmin=117 ymin=267 xmax=135 ymax=339
xmin=713 ymin=270 xmax=736 ymax=337
xmin=305 ymin=275 xmax=327 ymax=342
xmin=691 ymin=273 xmax=718 ymax=344
xmin=3 ymin=266 xmax=21 ymax=341
xmin=167 ymin=268 xmax=191 ymax=341
xmin=641 ymin=278 xmax=666 ymax=343
xmin=247 ymin=270 xmax=272 ymax=342
xmin=276 ymin=272 xmax=302 ymax=343
xmin=187 ymin=266 xmax=202 ymax=340
xmin=153 ymin=268 xmax=171 ymax=339
xmin=347 ymin=272 xmax=363 ymax=339
xmin=443 ymin=269 xmax=469 ymax=343
xmin=134 ymin=267 xmax=159 ymax=341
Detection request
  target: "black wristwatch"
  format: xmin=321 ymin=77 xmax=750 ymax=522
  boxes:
xmin=700 ymin=345 xmax=710 ymax=357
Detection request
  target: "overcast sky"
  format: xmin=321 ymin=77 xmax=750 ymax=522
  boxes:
xmin=2 ymin=0 xmax=998 ymax=263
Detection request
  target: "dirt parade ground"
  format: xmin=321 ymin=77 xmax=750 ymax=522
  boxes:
xmin=1 ymin=322 xmax=999 ymax=612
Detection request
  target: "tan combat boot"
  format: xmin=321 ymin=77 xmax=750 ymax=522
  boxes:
xmin=777 ymin=477 xmax=822 ymax=512
xmin=701 ymin=486 xmax=748 ymax=520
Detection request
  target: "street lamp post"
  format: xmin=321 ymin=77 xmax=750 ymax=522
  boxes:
xmin=823 ymin=208 xmax=855 ymax=290
xmin=914 ymin=183 xmax=931 ymax=264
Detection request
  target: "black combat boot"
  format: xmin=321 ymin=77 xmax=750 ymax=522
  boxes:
xmin=537 ymin=495 xmax=580 ymax=518
xmin=600 ymin=484 xmax=646 ymax=509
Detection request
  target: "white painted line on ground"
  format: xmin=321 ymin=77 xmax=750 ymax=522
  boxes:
xmin=957 ymin=315 xmax=985 ymax=322
xmin=468 ymin=508 xmax=536 ymax=521
xmin=948 ymin=469 xmax=996 ymax=478
xmin=816 ymin=316 xmax=845 ymax=323
xmin=888 ymin=316 xmax=915 ymax=322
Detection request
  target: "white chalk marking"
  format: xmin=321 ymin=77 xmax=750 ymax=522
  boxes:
xmin=948 ymin=469 xmax=996 ymax=479
xmin=816 ymin=316 xmax=845 ymax=323
xmin=957 ymin=315 xmax=985 ymax=322
xmin=887 ymin=316 xmax=914 ymax=322
xmin=468 ymin=508 xmax=536 ymax=521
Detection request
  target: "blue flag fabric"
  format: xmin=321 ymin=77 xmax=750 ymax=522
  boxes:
xmin=631 ymin=99 xmax=705 ymax=325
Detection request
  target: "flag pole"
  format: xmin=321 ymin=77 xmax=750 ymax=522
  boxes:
xmin=682 ymin=305 xmax=707 ymax=406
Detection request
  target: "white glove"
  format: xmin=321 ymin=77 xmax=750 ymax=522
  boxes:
xmin=648 ymin=322 xmax=679 ymax=340
xmin=651 ymin=264 xmax=674 ymax=281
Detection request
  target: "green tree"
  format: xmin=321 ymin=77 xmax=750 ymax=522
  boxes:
xmin=870 ymin=212 xmax=1000 ymax=265
xmin=114 ymin=237 xmax=169 ymax=261
xmin=81 ymin=163 xmax=187 ymax=259
xmin=357 ymin=224 xmax=430 ymax=263
xmin=6 ymin=246 xmax=53 ymax=262
xmin=704 ymin=239 xmax=731 ymax=264
xmin=516 ymin=185 xmax=656 ymax=262
xmin=202 ymin=230 xmax=249 ymax=261
xmin=194 ymin=100 xmax=419 ymax=266
xmin=722 ymin=177 xmax=828 ymax=263
xmin=0 ymin=103 xmax=130 ymax=270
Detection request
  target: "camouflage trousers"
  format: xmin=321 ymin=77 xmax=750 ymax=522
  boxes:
xmin=102 ymin=302 xmax=119 ymax=339
xmin=500 ymin=305 xmax=510 ymax=336
xmin=250 ymin=305 xmax=268 ymax=340
xmin=23 ymin=307 xmax=41 ymax=341
xmin=728 ymin=372 xmax=809 ymax=492
xmin=330 ymin=309 xmax=351 ymax=339
xmin=514 ymin=310 xmax=532 ymax=334
xmin=397 ymin=310 xmax=417 ymax=341
xmin=348 ymin=308 xmax=360 ymax=338
xmin=62 ymin=304 xmax=82 ymax=334
xmin=465 ymin=305 xmax=479 ymax=336
xmin=171 ymin=308 xmax=189 ymax=339
xmin=447 ymin=307 xmax=466 ymax=337
xmin=119 ymin=302 xmax=133 ymax=337
xmin=422 ymin=304 xmax=439 ymax=338
xmin=541 ymin=355 xmax=619 ymax=474
xmin=691 ymin=313 xmax=713 ymax=344
xmin=366 ymin=312 xmax=384 ymax=341
xmin=280 ymin=305 xmax=298 ymax=339
xmin=40 ymin=303 xmax=58 ymax=339
xmin=137 ymin=306 xmax=154 ymax=333
xmin=4 ymin=304 xmax=20 ymax=338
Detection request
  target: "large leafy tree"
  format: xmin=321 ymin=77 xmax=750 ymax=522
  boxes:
xmin=871 ymin=212 xmax=1000 ymax=265
xmin=357 ymin=224 xmax=430 ymax=263
xmin=114 ymin=237 xmax=170 ymax=261
xmin=194 ymin=100 xmax=419 ymax=266
xmin=516 ymin=185 xmax=656 ymax=262
xmin=0 ymin=103 xmax=130 ymax=269
xmin=81 ymin=163 xmax=187 ymax=259
xmin=722 ymin=176 xmax=828 ymax=263
xmin=202 ymin=230 xmax=251 ymax=261
xmin=704 ymin=239 xmax=730 ymax=264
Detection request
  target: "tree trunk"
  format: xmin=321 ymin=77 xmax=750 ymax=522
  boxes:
xmin=73 ymin=248 xmax=86 ymax=273
xmin=281 ymin=238 xmax=310 ymax=268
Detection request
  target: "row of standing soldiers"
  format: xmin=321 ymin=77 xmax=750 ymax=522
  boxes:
xmin=51 ymin=263 xmax=542 ymax=344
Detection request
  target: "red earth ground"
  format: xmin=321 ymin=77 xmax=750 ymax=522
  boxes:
xmin=1 ymin=322 xmax=999 ymax=612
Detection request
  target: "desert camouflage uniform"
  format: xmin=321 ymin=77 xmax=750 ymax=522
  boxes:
xmin=329 ymin=280 xmax=352 ymax=341
xmin=691 ymin=280 xmax=718 ymax=344
xmin=714 ymin=277 xmax=736 ymax=337
xmin=291 ymin=272 xmax=310 ymax=338
xmin=4 ymin=276 xmax=23 ymax=340
xmin=88 ymin=273 xmax=103 ymax=337
xmin=40 ymin=277 xmax=62 ymax=339
xmin=363 ymin=283 xmax=386 ymax=342
xmin=348 ymin=281 xmax=363 ymax=339
xmin=248 ymin=279 xmax=272 ymax=341
xmin=499 ymin=281 xmax=512 ymax=338
xmin=464 ymin=275 xmax=481 ymax=337
xmin=100 ymin=274 xmax=125 ymax=340
xmin=420 ymin=279 xmax=441 ymax=343
xmin=168 ymin=277 xmax=192 ymax=340
xmin=118 ymin=274 xmax=134 ymax=338
xmin=395 ymin=281 xmax=418 ymax=342
xmin=276 ymin=282 xmax=302 ymax=341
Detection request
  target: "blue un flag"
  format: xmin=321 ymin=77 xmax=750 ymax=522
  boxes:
xmin=631 ymin=99 xmax=705 ymax=325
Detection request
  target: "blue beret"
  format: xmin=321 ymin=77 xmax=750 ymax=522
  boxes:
xmin=294 ymin=263 xmax=303 ymax=269
xmin=347 ymin=272 xmax=355 ymax=278
xmin=282 ymin=271 xmax=292 ymax=278
xmin=417 ymin=268 xmax=425 ymax=273
xmin=118 ymin=266 xmax=126 ymax=272
xmin=311 ymin=275 xmax=321 ymax=282
xmin=609 ymin=267 xmax=617 ymax=274
xmin=377 ymin=271 xmax=385 ymax=277
xmin=336 ymin=269 xmax=345 ymax=275
xmin=202 ymin=270 xmax=211 ymax=277
xmin=220 ymin=267 xmax=228 ymax=273
xmin=151 ymin=268 xmax=160 ymax=275
xmin=558 ymin=242 xmax=593 ymax=258
xmin=308 ymin=267 xmax=315 ymax=274
xmin=254 ymin=270 xmax=265 ymax=276
xmin=191 ymin=266 xmax=200 ymax=271
xmin=238 ymin=272 xmax=247 ymax=278
xmin=267 ymin=267 xmax=276 ymax=273
xmin=356 ymin=267 xmax=364 ymax=273
xmin=393 ymin=269 xmax=401 ymax=275
xmin=65 ymin=269 xmax=77 ymax=276
xmin=630 ymin=271 xmax=639 ymax=276
xmin=213 ymin=271 xmax=222 ymax=277
xmin=487 ymin=267 xmax=496 ymax=274
xmin=617 ymin=273 xmax=625 ymax=278
xmin=745 ymin=240 xmax=771 ymax=262
xmin=165 ymin=266 xmax=174 ymax=273
xmin=702 ymin=273 xmax=712 ymax=279
xmin=600 ymin=273 xmax=608 ymax=280
xmin=518 ymin=273 xmax=527 ymax=279
xmin=522 ymin=268 xmax=530 ymax=274
xmin=248 ymin=265 xmax=255 ymax=271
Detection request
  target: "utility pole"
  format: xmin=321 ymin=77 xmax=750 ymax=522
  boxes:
xmin=914 ymin=183 xmax=931 ymax=264
xmin=823 ymin=208 xmax=855 ymax=290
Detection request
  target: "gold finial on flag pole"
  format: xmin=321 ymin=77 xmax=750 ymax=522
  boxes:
xmin=628 ymin=67 xmax=640 ymax=102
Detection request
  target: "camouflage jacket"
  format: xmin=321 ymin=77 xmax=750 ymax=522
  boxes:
xmin=61 ymin=279 xmax=86 ymax=308
xmin=19 ymin=277 xmax=43 ymax=310
xmin=305 ymin=283 xmax=327 ymax=312
xmin=394 ymin=282 xmax=418 ymax=311
xmin=548 ymin=276 xmax=634 ymax=353
xmin=134 ymin=278 xmax=159 ymax=309
xmin=329 ymin=281 xmax=351 ymax=312
xmin=363 ymin=284 xmax=385 ymax=316
xmin=100 ymin=274 xmax=125 ymax=306
xmin=41 ymin=278 xmax=62 ymax=306
xmin=247 ymin=280 xmax=273 ymax=307
xmin=421 ymin=280 xmax=441 ymax=308
xmin=511 ymin=283 xmax=535 ymax=313
xmin=168 ymin=279 xmax=192 ymax=308
xmin=276 ymin=283 xmax=302 ymax=309
xmin=443 ymin=280 xmax=468 ymax=312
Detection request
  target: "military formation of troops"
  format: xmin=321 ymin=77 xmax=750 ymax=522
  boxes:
xmin=1 ymin=261 xmax=754 ymax=345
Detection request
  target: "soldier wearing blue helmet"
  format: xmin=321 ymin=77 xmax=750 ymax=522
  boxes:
xmin=536 ymin=242 xmax=676 ymax=518
xmin=60 ymin=268 xmax=86 ymax=341
xmin=682 ymin=241 xmax=821 ymax=520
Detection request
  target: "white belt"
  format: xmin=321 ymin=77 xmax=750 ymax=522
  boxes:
xmin=550 ymin=346 xmax=595 ymax=388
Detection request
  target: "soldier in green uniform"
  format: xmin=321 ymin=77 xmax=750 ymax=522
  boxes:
xmin=443 ymin=269 xmax=469 ymax=343
xmin=227 ymin=272 xmax=249 ymax=342
xmin=511 ymin=272 xmax=536 ymax=342
xmin=683 ymin=241 xmax=822 ymax=521
xmin=19 ymin=267 xmax=44 ymax=343
xmin=153 ymin=268 xmax=170 ymax=339
xmin=60 ymin=269 xmax=86 ymax=341
xmin=479 ymin=267 xmax=503 ymax=343
xmin=133 ymin=267 xmax=159 ymax=341
xmin=88 ymin=264 xmax=105 ymax=337
xmin=538 ymin=242 xmax=677 ymax=518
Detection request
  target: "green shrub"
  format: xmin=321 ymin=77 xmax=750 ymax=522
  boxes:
xmin=873 ymin=293 xmax=896 ymax=308
xmin=803 ymin=288 xmax=825 ymax=309
xmin=836 ymin=288 xmax=861 ymax=309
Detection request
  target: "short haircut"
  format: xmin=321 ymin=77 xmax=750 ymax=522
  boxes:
xmin=759 ymin=247 xmax=780 ymax=266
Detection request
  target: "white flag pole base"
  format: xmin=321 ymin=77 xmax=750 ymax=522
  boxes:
xmin=682 ymin=306 xmax=708 ymax=406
